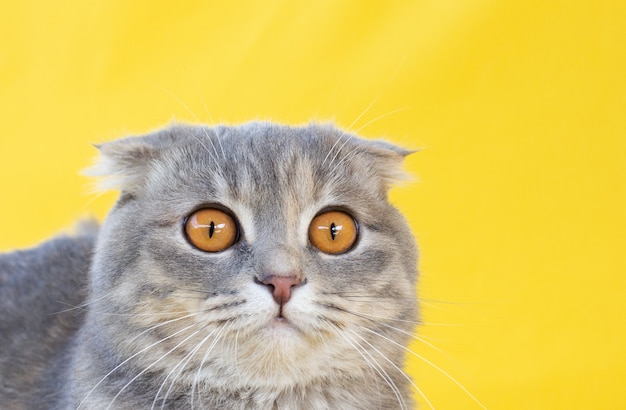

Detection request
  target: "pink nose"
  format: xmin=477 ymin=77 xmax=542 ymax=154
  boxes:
xmin=259 ymin=275 xmax=302 ymax=305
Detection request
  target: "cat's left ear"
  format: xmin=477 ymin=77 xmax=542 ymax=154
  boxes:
xmin=358 ymin=139 xmax=418 ymax=194
xmin=84 ymin=128 xmax=177 ymax=194
xmin=367 ymin=139 xmax=417 ymax=158
xmin=90 ymin=138 xmax=156 ymax=194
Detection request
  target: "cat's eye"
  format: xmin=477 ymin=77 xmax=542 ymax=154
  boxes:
xmin=185 ymin=208 xmax=238 ymax=252
xmin=309 ymin=210 xmax=358 ymax=254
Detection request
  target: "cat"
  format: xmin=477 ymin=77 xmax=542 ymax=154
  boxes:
xmin=0 ymin=122 xmax=419 ymax=409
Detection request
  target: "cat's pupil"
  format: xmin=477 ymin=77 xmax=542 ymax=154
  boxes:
xmin=330 ymin=222 xmax=337 ymax=240
xmin=209 ymin=221 xmax=215 ymax=238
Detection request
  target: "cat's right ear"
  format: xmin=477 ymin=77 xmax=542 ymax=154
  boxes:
xmin=83 ymin=135 xmax=160 ymax=195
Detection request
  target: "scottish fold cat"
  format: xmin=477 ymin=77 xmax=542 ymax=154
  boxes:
xmin=0 ymin=122 xmax=418 ymax=409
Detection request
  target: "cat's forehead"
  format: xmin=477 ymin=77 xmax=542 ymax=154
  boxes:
xmin=158 ymin=124 xmax=361 ymax=210
xmin=93 ymin=122 xmax=409 ymax=217
xmin=183 ymin=122 xmax=352 ymax=168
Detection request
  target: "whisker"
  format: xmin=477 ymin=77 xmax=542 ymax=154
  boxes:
xmin=105 ymin=324 xmax=205 ymax=409
xmin=190 ymin=322 xmax=230 ymax=408
xmin=345 ymin=55 xmax=406 ymax=135
xmin=320 ymin=135 xmax=343 ymax=167
xmin=334 ymin=307 xmax=458 ymax=362
xmin=324 ymin=292 xmax=459 ymax=306
xmin=51 ymin=290 xmax=115 ymax=315
xmin=177 ymin=73 xmax=227 ymax=161
xmin=354 ymin=312 xmax=450 ymax=358
xmin=155 ymin=87 xmax=221 ymax=166
xmin=328 ymin=144 xmax=361 ymax=178
xmin=351 ymin=107 xmax=413 ymax=136
xmin=157 ymin=85 xmax=201 ymax=125
xmin=207 ymin=121 xmax=226 ymax=162
xmin=154 ymin=325 xmax=220 ymax=410
xmin=337 ymin=327 xmax=407 ymax=410
xmin=324 ymin=131 xmax=355 ymax=173
xmin=233 ymin=328 xmax=240 ymax=380
xmin=71 ymin=309 xmax=201 ymax=318
xmin=323 ymin=57 xmax=407 ymax=174
xmin=79 ymin=187 xmax=111 ymax=213
xmin=123 ymin=313 xmax=202 ymax=347
xmin=177 ymin=61 xmax=215 ymax=126
xmin=183 ymin=129 xmax=221 ymax=171
xmin=359 ymin=325 xmax=487 ymax=410
xmin=347 ymin=328 xmax=434 ymax=410
xmin=322 ymin=292 xmax=419 ymax=298
xmin=349 ymin=311 xmax=459 ymax=327
xmin=159 ymin=85 xmax=226 ymax=164
xmin=321 ymin=302 xmax=422 ymax=326
xmin=341 ymin=331 xmax=383 ymax=408
xmin=77 ymin=319 xmax=198 ymax=409
xmin=418 ymin=298 xmax=468 ymax=305
xmin=170 ymin=287 xmax=235 ymax=297
xmin=420 ymin=322 xmax=462 ymax=327
xmin=163 ymin=62 xmax=226 ymax=160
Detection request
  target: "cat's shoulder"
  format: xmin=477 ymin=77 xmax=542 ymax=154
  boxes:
xmin=0 ymin=228 xmax=98 ymax=407
xmin=0 ymin=226 xmax=97 ymax=296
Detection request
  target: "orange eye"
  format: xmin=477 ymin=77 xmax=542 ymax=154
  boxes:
xmin=185 ymin=208 xmax=238 ymax=252
xmin=309 ymin=210 xmax=358 ymax=254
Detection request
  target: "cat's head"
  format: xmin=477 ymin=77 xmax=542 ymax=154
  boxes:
xmin=87 ymin=122 xmax=418 ymax=392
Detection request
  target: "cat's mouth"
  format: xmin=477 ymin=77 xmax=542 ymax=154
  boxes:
xmin=269 ymin=311 xmax=300 ymax=331
xmin=277 ymin=304 xmax=287 ymax=320
xmin=273 ymin=309 xmax=291 ymax=324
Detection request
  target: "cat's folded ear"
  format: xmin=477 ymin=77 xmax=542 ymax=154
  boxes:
xmin=83 ymin=129 xmax=176 ymax=194
xmin=357 ymin=138 xmax=418 ymax=196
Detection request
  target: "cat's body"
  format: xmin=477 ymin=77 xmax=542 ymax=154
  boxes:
xmin=0 ymin=122 xmax=418 ymax=409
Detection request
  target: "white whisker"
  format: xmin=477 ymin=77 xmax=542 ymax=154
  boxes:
xmin=77 ymin=320 xmax=198 ymax=409
xmin=359 ymin=325 xmax=487 ymax=410
xmin=154 ymin=326 xmax=221 ymax=410
xmin=177 ymin=62 xmax=215 ymax=126
xmin=321 ymin=129 xmax=350 ymax=168
xmin=156 ymin=86 xmax=222 ymax=165
xmin=52 ymin=290 xmax=115 ymax=315
xmin=183 ymin=129 xmax=221 ymax=169
xmin=157 ymin=85 xmax=201 ymax=125
xmin=328 ymin=144 xmax=361 ymax=177
xmin=190 ymin=322 xmax=230 ymax=409
xmin=351 ymin=107 xmax=413 ymax=136
xmin=346 ymin=310 xmax=450 ymax=358
xmin=350 ymin=309 xmax=458 ymax=327
xmin=323 ymin=56 xmax=406 ymax=173
xmin=347 ymin=328 xmax=434 ymax=410
xmin=105 ymin=324 xmax=205 ymax=409
xmin=338 ymin=329 xmax=407 ymax=410
xmin=345 ymin=55 xmax=406 ymax=135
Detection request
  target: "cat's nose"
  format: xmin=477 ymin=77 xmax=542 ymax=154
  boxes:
xmin=257 ymin=275 xmax=303 ymax=305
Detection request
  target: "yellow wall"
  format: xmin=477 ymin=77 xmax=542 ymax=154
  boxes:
xmin=1 ymin=1 xmax=624 ymax=408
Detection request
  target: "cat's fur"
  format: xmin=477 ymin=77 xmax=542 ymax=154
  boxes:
xmin=0 ymin=122 xmax=418 ymax=409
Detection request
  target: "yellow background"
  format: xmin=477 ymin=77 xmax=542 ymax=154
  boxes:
xmin=1 ymin=1 xmax=624 ymax=408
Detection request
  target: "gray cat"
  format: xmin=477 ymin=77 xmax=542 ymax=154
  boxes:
xmin=0 ymin=122 xmax=418 ymax=409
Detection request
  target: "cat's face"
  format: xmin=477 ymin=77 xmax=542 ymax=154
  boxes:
xmin=88 ymin=122 xmax=417 ymax=393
